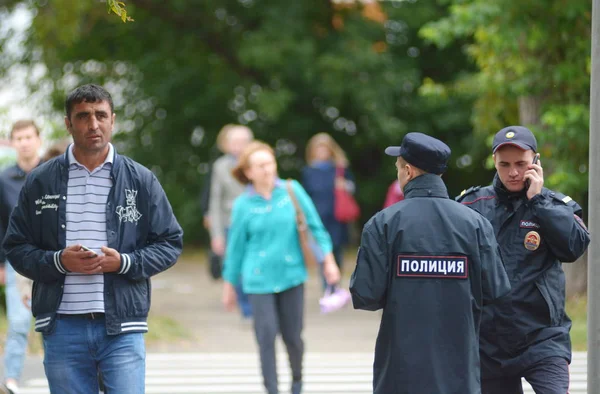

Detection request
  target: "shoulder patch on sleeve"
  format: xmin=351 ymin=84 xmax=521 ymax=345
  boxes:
xmin=549 ymin=191 xmax=576 ymax=206
xmin=455 ymin=186 xmax=481 ymax=202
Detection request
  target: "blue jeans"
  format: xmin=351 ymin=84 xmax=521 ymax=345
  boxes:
xmin=4 ymin=263 xmax=32 ymax=382
xmin=42 ymin=315 xmax=145 ymax=394
xmin=236 ymin=283 xmax=252 ymax=318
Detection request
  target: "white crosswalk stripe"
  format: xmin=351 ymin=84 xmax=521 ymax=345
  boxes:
xmin=18 ymin=352 xmax=588 ymax=393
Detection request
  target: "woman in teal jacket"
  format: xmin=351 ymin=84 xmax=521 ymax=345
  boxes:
xmin=222 ymin=141 xmax=340 ymax=394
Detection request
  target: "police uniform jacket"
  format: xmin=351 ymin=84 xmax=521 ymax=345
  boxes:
xmin=351 ymin=174 xmax=511 ymax=394
xmin=457 ymin=174 xmax=590 ymax=377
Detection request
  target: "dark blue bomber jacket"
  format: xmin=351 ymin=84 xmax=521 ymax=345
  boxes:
xmin=2 ymin=147 xmax=183 ymax=335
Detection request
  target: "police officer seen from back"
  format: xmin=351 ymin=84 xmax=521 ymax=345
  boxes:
xmin=350 ymin=132 xmax=511 ymax=394
xmin=457 ymin=126 xmax=590 ymax=394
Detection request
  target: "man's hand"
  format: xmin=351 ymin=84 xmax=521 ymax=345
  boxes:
xmin=100 ymin=246 xmax=121 ymax=273
xmin=525 ymin=159 xmax=544 ymax=200
xmin=211 ymin=236 xmax=225 ymax=256
xmin=60 ymin=244 xmax=103 ymax=274
xmin=22 ymin=293 xmax=31 ymax=310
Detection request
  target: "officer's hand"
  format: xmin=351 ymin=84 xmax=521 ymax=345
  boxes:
xmin=323 ymin=258 xmax=341 ymax=286
xmin=525 ymin=159 xmax=544 ymax=200
xmin=99 ymin=246 xmax=121 ymax=273
xmin=60 ymin=244 xmax=103 ymax=274
xmin=222 ymin=282 xmax=237 ymax=312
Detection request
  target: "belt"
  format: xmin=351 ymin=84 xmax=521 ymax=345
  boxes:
xmin=58 ymin=312 xmax=105 ymax=320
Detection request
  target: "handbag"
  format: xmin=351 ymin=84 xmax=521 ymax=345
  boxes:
xmin=319 ymin=285 xmax=352 ymax=314
xmin=286 ymin=180 xmax=323 ymax=267
xmin=334 ymin=167 xmax=360 ymax=223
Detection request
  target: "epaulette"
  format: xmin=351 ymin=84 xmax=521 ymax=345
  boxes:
xmin=548 ymin=190 xmax=576 ymax=206
xmin=455 ymin=186 xmax=481 ymax=202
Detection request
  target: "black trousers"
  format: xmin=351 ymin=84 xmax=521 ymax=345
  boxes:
xmin=248 ymin=284 xmax=304 ymax=394
xmin=482 ymin=357 xmax=570 ymax=394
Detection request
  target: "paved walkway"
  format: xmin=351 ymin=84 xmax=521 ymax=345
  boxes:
xmin=147 ymin=254 xmax=381 ymax=353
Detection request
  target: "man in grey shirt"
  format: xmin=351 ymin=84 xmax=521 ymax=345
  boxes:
xmin=209 ymin=124 xmax=253 ymax=319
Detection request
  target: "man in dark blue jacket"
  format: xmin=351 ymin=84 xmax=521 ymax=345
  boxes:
xmin=3 ymin=84 xmax=183 ymax=394
xmin=350 ymin=132 xmax=511 ymax=394
xmin=457 ymin=126 xmax=590 ymax=394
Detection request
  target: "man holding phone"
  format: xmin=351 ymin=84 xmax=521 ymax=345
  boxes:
xmin=3 ymin=84 xmax=183 ymax=393
xmin=457 ymin=126 xmax=590 ymax=393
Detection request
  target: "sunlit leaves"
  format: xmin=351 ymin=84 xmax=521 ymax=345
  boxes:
xmin=107 ymin=0 xmax=133 ymax=23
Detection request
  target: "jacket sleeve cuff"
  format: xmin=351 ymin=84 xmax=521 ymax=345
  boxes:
xmin=119 ymin=253 xmax=132 ymax=275
xmin=55 ymin=250 xmax=69 ymax=274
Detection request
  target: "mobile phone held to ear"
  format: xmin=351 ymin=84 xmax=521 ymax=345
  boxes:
xmin=525 ymin=153 xmax=540 ymax=189
xmin=80 ymin=245 xmax=98 ymax=258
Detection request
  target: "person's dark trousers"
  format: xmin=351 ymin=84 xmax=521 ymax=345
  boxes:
xmin=248 ymin=284 xmax=304 ymax=394
xmin=481 ymin=356 xmax=570 ymax=394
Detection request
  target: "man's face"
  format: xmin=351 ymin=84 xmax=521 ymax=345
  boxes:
xmin=494 ymin=145 xmax=536 ymax=192
xmin=227 ymin=128 xmax=252 ymax=158
xmin=11 ymin=126 xmax=41 ymax=162
xmin=65 ymin=100 xmax=115 ymax=154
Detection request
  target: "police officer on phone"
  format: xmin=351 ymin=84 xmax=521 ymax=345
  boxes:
xmin=457 ymin=126 xmax=590 ymax=394
xmin=350 ymin=132 xmax=511 ymax=394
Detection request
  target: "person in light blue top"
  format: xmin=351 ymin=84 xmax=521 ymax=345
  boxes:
xmin=222 ymin=141 xmax=340 ymax=394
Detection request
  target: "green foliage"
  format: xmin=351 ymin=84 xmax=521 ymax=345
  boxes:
xmin=420 ymin=0 xmax=592 ymax=202
xmin=107 ymin=0 xmax=134 ymax=23
xmin=1 ymin=0 xmax=478 ymax=243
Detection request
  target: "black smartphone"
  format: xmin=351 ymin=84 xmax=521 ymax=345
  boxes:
xmin=525 ymin=153 xmax=540 ymax=189
xmin=80 ymin=245 xmax=98 ymax=257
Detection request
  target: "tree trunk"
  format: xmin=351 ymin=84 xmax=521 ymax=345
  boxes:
xmin=518 ymin=95 xmax=542 ymax=126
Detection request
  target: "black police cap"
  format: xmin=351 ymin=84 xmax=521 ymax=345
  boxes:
xmin=385 ymin=132 xmax=451 ymax=175
xmin=492 ymin=126 xmax=537 ymax=153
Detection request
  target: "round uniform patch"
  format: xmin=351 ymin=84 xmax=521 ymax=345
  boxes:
xmin=506 ymin=131 xmax=515 ymax=139
xmin=524 ymin=231 xmax=541 ymax=251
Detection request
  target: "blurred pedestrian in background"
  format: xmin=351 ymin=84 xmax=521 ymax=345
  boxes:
xmin=209 ymin=124 xmax=254 ymax=320
xmin=382 ymin=179 xmax=404 ymax=208
xmin=302 ymin=133 xmax=356 ymax=288
xmin=222 ymin=141 xmax=340 ymax=394
xmin=0 ymin=120 xmax=43 ymax=394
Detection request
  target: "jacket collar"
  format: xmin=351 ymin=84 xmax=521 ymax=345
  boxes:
xmin=493 ymin=173 xmax=526 ymax=204
xmin=245 ymin=177 xmax=285 ymax=196
xmin=403 ymin=173 xmax=449 ymax=199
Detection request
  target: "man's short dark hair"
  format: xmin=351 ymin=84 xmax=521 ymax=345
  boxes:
xmin=10 ymin=120 xmax=40 ymax=139
xmin=65 ymin=84 xmax=114 ymax=120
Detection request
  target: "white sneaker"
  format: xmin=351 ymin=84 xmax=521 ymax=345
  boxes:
xmin=4 ymin=381 xmax=19 ymax=394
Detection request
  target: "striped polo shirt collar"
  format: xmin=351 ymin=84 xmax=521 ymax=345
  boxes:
xmin=67 ymin=143 xmax=115 ymax=170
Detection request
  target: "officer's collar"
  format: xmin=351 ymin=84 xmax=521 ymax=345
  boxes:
xmin=403 ymin=173 xmax=449 ymax=199
xmin=493 ymin=173 xmax=526 ymax=203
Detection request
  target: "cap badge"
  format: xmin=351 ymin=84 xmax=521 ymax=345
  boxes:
xmin=524 ymin=231 xmax=541 ymax=251
xmin=506 ymin=131 xmax=515 ymax=139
